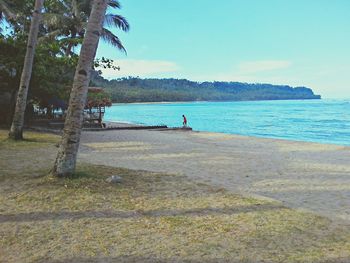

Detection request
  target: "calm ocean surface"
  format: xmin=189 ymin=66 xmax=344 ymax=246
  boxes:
xmin=104 ymin=99 xmax=350 ymax=146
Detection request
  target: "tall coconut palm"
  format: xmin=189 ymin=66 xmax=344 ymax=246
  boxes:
xmin=8 ymin=0 xmax=44 ymax=140
xmin=52 ymin=0 xmax=108 ymax=177
xmin=42 ymin=0 xmax=128 ymax=56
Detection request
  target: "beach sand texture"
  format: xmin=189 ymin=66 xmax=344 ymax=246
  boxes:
xmin=79 ymin=129 xmax=350 ymax=223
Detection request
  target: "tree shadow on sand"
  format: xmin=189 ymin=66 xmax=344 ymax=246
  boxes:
xmin=40 ymin=255 xmax=350 ymax=263
xmin=0 ymin=203 xmax=284 ymax=223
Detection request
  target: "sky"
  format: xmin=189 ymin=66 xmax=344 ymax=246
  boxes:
xmin=96 ymin=0 xmax=350 ymax=99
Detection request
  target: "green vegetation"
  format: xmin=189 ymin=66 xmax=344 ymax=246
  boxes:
xmin=0 ymin=130 xmax=59 ymax=150
xmin=1 ymin=129 xmax=349 ymax=262
xmin=41 ymin=0 xmax=129 ymax=55
xmin=91 ymin=76 xmax=321 ymax=103
xmin=0 ymin=0 xmax=127 ymax=125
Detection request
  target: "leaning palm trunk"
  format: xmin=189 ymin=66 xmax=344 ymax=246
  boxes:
xmin=52 ymin=0 xmax=108 ymax=177
xmin=9 ymin=0 xmax=44 ymax=140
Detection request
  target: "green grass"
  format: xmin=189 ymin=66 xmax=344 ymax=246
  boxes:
xmin=0 ymin=129 xmax=349 ymax=263
xmin=0 ymin=130 xmax=60 ymax=149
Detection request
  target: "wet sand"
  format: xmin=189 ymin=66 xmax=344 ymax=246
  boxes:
xmin=79 ymin=129 xmax=350 ymax=223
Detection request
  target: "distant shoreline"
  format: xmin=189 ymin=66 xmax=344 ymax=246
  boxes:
xmin=93 ymin=76 xmax=321 ymax=102
xmin=111 ymin=98 xmax=322 ymax=105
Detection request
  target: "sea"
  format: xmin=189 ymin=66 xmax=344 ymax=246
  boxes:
xmin=104 ymin=99 xmax=350 ymax=146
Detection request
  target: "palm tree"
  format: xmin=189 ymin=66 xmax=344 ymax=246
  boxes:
xmin=42 ymin=0 xmax=129 ymax=56
xmin=8 ymin=0 xmax=44 ymax=140
xmin=52 ymin=0 xmax=109 ymax=177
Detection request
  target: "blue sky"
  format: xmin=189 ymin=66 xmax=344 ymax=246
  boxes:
xmin=96 ymin=0 xmax=350 ymax=98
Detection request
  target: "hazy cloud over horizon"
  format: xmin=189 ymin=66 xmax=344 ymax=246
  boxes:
xmin=98 ymin=59 xmax=179 ymax=79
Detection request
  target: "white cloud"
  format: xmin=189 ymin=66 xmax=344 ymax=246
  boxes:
xmin=98 ymin=59 xmax=179 ymax=79
xmin=237 ymin=60 xmax=292 ymax=74
xmin=190 ymin=60 xmax=292 ymax=84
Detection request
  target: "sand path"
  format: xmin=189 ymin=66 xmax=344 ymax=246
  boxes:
xmin=79 ymin=129 xmax=350 ymax=223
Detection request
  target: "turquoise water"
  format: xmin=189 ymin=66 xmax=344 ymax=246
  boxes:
xmin=104 ymin=99 xmax=350 ymax=146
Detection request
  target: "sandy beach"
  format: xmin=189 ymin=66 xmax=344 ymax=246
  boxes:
xmin=78 ymin=128 xmax=350 ymax=223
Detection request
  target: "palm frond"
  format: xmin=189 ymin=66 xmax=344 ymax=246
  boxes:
xmin=104 ymin=13 xmax=129 ymax=32
xmin=101 ymin=27 xmax=126 ymax=54
xmin=108 ymin=0 xmax=121 ymax=9
xmin=38 ymin=29 xmax=62 ymax=43
xmin=59 ymin=36 xmax=83 ymax=46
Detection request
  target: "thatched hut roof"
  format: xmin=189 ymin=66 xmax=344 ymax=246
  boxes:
xmin=88 ymin=87 xmax=104 ymax=93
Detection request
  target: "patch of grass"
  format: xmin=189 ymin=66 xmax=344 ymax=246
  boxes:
xmin=0 ymin=129 xmax=60 ymax=149
xmin=0 ymin=130 xmax=58 ymax=183
xmin=0 ymin=130 xmax=349 ymax=263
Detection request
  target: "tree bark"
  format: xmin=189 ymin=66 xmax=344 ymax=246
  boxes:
xmin=52 ymin=0 xmax=108 ymax=177
xmin=8 ymin=0 xmax=44 ymax=140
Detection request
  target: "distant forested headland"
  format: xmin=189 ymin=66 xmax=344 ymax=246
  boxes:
xmin=91 ymin=75 xmax=321 ymax=103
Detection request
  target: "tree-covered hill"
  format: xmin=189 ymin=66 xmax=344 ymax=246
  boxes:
xmin=91 ymin=75 xmax=321 ymax=103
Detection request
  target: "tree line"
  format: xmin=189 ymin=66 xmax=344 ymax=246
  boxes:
xmin=91 ymin=76 xmax=321 ymax=103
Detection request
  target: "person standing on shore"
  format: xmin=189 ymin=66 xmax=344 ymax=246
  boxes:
xmin=182 ymin=114 xmax=187 ymax=127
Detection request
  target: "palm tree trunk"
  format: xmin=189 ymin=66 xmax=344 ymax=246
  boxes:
xmin=65 ymin=32 xmax=76 ymax=57
xmin=65 ymin=42 xmax=74 ymax=56
xmin=52 ymin=0 xmax=108 ymax=177
xmin=8 ymin=0 xmax=44 ymax=140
